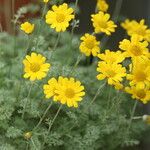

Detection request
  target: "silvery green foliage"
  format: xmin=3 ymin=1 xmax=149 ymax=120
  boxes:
xmin=0 ymin=19 xmax=149 ymax=150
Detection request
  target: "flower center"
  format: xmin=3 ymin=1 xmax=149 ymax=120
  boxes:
xmin=65 ymin=88 xmax=75 ymax=98
xmin=135 ymin=28 xmax=146 ymax=36
xmin=136 ymin=89 xmax=146 ymax=99
xmin=130 ymin=45 xmax=142 ymax=56
xmin=56 ymin=13 xmax=65 ymax=23
xmin=85 ymin=39 xmax=95 ymax=49
xmin=135 ymin=71 xmax=147 ymax=82
xmin=106 ymin=69 xmax=116 ymax=78
xmin=98 ymin=20 xmax=107 ymax=29
xmin=30 ymin=63 xmax=40 ymax=72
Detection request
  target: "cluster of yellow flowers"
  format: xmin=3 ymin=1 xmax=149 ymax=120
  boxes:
xmin=20 ymin=2 xmax=85 ymax=108
xmin=20 ymin=0 xmax=150 ymax=108
xmin=78 ymin=2 xmax=150 ymax=104
xmin=43 ymin=77 xmax=85 ymax=107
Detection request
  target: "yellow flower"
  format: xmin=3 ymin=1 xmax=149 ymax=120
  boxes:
xmin=91 ymin=11 xmax=117 ymax=35
xmin=127 ymin=59 xmax=150 ymax=89
xmin=45 ymin=3 xmax=74 ymax=32
xmin=24 ymin=132 xmax=32 ymax=140
xmin=43 ymin=0 xmax=49 ymax=3
xmin=79 ymin=33 xmax=100 ymax=56
xmin=121 ymin=19 xmax=150 ymax=42
xmin=143 ymin=115 xmax=150 ymax=125
xmin=97 ymin=61 xmax=126 ymax=85
xmin=97 ymin=0 xmax=109 ymax=12
xmin=20 ymin=22 xmax=34 ymax=34
xmin=119 ymin=35 xmax=149 ymax=59
xmin=125 ymin=86 xmax=150 ymax=104
xmin=98 ymin=50 xmax=125 ymax=64
xmin=54 ymin=77 xmax=85 ymax=108
xmin=43 ymin=78 xmax=58 ymax=100
xmin=23 ymin=52 xmax=50 ymax=81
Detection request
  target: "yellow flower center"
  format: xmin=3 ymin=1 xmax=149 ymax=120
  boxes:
xmin=135 ymin=71 xmax=147 ymax=82
xmin=106 ymin=69 xmax=116 ymax=78
xmin=56 ymin=13 xmax=65 ymax=23
xmin=130 ymin=45 xmax=142 ymax=56
xmin=30 ymin=63 xmax=40 ymax=72
xmin=135 ymin=28 xmax=146 ymax=36
xmin=65 ymin=88 xmax=75 ymax=98
xmin=136 ymin=89 xmax=146 ymax=99
xmin=98 ymin=20 xmax=107 ymax=29
xmin=85 ymin=39 xmax=95 ymax=49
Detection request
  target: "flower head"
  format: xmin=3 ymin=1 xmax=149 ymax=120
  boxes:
xmin=97 ymin=61 xmax=126 ymax=87
xmin=43 ymin=0 xmax=49 ymax=3
xmin=91 ymin=11 xmax=117 ymax=35
xmin=23 ymin=53 xmax=50 ymax=81
xmin=20 ymin=22 xmax=34 ymax=34
xmin=24 ymin=132 xmax=32 ymax=140
xmin=143 ymin=115 xmax=150 ymax=125
xmin=79 ymin=33 xmax=100 ymax=56
xmin=98 ymin=50 xmax=125 ymax=64
xmin=56 ymin=77 xmax=85 ymax=108
xmin=125 ymin=86 xmax=150 ymax=104
xmin=121 ymin=19 xmax=150 ymax=42
xmin=119 ymin=35 xmax=149 ymax=59
xmin=45 ymin=3 xmax=74 ymax=32
xmin=43 ymin=78 xmax=58 ymax=100
xmin=127 ymin=59 xmax=150 ymax=88
xmin=97 ymin=0 xmax=109 ymax=12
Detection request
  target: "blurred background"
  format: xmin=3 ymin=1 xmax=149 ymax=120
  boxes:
xmin=0 ymin=0 xmax=150 ymax=149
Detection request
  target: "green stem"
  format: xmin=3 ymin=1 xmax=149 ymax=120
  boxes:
xmin=31 ymin=138 xmax=38 ymax=150
xmin=22 ymin=82 xmax=34 ymax=119
xmin=127 ymin=100 xmax=138 ymax=133
xmin=53 ymin=33 xmax=61 ymax=51
xmin=69 ymin=54 xmax=83 ymax=76
xmin=34 ymin=101 xmax=53 ymax=130
xmin=42 ymin=105 xmax=62 ymax=147
xmin=101 ymin=0 xmax=123 ymax=49
xmin=85 ymin=82 xmax=106 ymax=111
xmin=47 ymin=104 xmax=62 ymax=133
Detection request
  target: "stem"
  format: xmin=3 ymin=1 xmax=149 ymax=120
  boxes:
xmin=85 ymin=82 xmax=106 ymax=111
xmin=101 ymin=0 xmax=123 ymax=49
xmin=42 ymin=105 xmax=62 ymax=147
xmin=35 ymin=3 xmax=47 ymax=50
xmin=53 ymin=33 xmax=61 ymax=51
xmin=34 ymin=101 xmax=53 ymax=130
xmin=112 ymin=0 xmax=123 ymax=22
xmin=69 ymin=54 xmax=83 ymax=76
xmin=127 ymin=100 xmax=138 ymax=133
xmin=71 ymin=0 xmax=79 ymax=38
xmin=47 ymin=104 xmax=62 ymax=133
xmin=22 ymin=82 xmax=34 ymax=119
xmin=31 ymin=138 xmax=38 ymax=150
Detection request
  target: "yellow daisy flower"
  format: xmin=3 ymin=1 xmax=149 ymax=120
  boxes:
xmin=20 ymin=22 xmax=35 ymax=34
xmin=97 ymin=0 xmax=109 ymax=12
xmin=119 ymin=35 xmax=149 ymax=59
xmin=98 ymin=50 xmax=125 ymax=64
xmin=23 ymin=52 xmax=50 ymax=81
xmin=79 ymin=33 xmax=100 ymax=56
xmin=91 ymin=11 xmax=117 ymax=35
xmin=121 ymin=19 xmax=150 ymax=42
xmin=55 ymin=77 xmax=85 ymax=108
xmin=43 ymin=78 xmax=58 ymax=100
xmin=45 ymin=3 xmax=74 ymax=32
xmin=125 ymin=86 xmax=150 ymax=104
xmin=127 ymin=59 xmax=150 ymax=88
xmin=97 ymin=61 xmax=126 ymax=85
xmin=143 ymin=115 xmax=150 ymax=125
xmin=43 ymin=0 xmax=49 ymax=3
